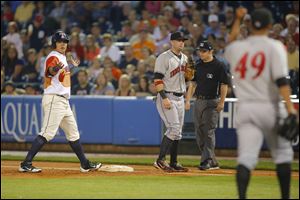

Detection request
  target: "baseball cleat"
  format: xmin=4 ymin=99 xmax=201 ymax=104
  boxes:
xmin=153 ymin=159 xmax=174 ymax=172
xmin=170 ymin=162 xmax=189 ymax=172
xmin=19 ymin=162 xmax=42 ymax=173
xmin=198 ymin=159 xmax=220 ymax=170
xmin=80 ymin=160 xmax=102 ymax=173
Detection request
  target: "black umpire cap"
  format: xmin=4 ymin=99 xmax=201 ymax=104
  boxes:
xmin=196 ymin=41 xmax=213 ymax=51
xmin=170 ymin=31 xmax=189 ymax=41
xmin=251 ymin=8 xmax=273 ymax=30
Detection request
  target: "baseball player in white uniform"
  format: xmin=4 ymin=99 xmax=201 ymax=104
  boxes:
xmin=19 ymin=31 xmax=101 ymax=173
xmin=224 ymin=8 xmax=297 ymax=199
xmin=153 ymin=32 xmax=189 ymax=172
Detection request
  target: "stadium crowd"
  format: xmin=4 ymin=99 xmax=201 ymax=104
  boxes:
xmin=1 ymin=1 xmax=299 ymax=97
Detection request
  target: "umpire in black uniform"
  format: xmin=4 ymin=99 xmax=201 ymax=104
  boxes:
xmin=185 ymin=41 xmax=229 ymax=170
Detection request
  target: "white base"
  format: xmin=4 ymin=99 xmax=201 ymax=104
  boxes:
xmin=98 ymin=165 xmax=134 ymax=172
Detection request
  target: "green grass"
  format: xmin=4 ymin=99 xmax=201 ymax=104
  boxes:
xmin=1 ymin=176 xmax=299 ymax=199
xmin=1 ymin=155 xmax=299 ymax=171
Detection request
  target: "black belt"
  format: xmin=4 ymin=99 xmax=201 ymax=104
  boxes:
xmin=56 ymin=94 xmax=67 ymax=99
xmin=197 ymin=95 xmax=219 ymax=100
xmin=165 ymin=91 xmax=184 ymax=97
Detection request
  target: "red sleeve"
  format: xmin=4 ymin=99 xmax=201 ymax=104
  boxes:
xmin=45 ymin=56 xmax=59 ymax=77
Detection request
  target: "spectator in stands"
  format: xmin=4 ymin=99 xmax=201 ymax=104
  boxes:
xmin=281 ymin=14 xmax=299 ymax=45
xmin=188 ymin=23 xmax=206 ymax=48
xmin=48 ymin=1 xmax=66 ymax=23
xmin=117 ymin=20 xmax=134 ymax=42
xmin=101 ymin=33 xmax=121 ymax=65
xmin=24 ymin=83 xmax=39 ymax=95
xmin=2 ymin=81 xmax=18 ymax=95
xmin=84 ymin=34 xmax=100 ymax=65
xmin=2 ymin=44 xmax=24 ymax=82
xmin=155 ymin=24 xmax=171 ymax=55
xmin=71 ymin=68 xmax=94 ymax=95
xmin=127 ymin=10 xmax=140 ymax=34
xmin=145 ymin=1 xmax=161 ymax=16
xmin=21 ymin=48 xmax=39 ymax=83
xmin=119 ymin=45 xmax=138 ymax=72
xmin=70 ymin=22 xmax=86 ymax=46
xmin=135 ymin=75 xmax=152 ymax=97
xmin=130 ymin=25 xmax=156 ymax=60
xmin=68 ymin=32 xmax=85 ymax=63
xmin=103 ymin=56 xmax=122 ymax=82
xmin=20 ymin=29 xmax=30 ymax=57
xmin=27 ymin=14 xmax=46 ymax=52
xmin=269 ymin=23 xmax=285 ymax=43
xmin=125 ymin=64 xmax=138 ymax=82
xmin=236 ymin=24 xmax=249 ymax=40
xmin=204 ymin=14 xmax=221 ymax=38
xmin=178 ymin=14 xmax=191 ymax=37
xmin=87 ymin=55 xmax=103 ymax=82
xmin=115 ymin=74 xmax=136 ymax=96
xmin=224 ymin=6 xmax=234 ymax=29
xmin=14 ymin=2 xmax=36 ymax=28
xmin=90 ymin=72 xmax=115 ymax=96
xmin=2 ymin=21 xmax=24 ymax=59
xmin=36 ymin=43 xmax=51 ymax=82
xmin=103 ymin=65 xmax=119 ymax=90
xmin=1 ymin=2 xmax=14 ymax=37
xmin=90 ymin=22 xmax=103 ymax=46
xmin=138 ymin=9 xmax=157 ymax=33
xmin=287 ymin=37 xmax=299 ymax=96
xmin=191 ymin=10 xmax=203 ymax=26
xmin=162 ymin=5 xmax=180 ymax=32
xmin=1 ymin=70 xmax=5 ymax=94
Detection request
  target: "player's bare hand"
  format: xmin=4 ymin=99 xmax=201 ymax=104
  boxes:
xmin=236 ymin=7 xmax=247 ymax=20
xmin=185 ymin=101 xmax=191 ymax=110
xmin=216 ymin=101 xmax=225 ymax=112
xmin=69 ymin=56 xmax=80 ymax=67
xmin=162 ymin=98 xmax=172 ymax=110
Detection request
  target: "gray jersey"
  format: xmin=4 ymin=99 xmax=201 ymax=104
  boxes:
xmin=154 ymin=50 xmax=188 ymax=93
xmin=224 ymin=36 xmax=288 ymax=103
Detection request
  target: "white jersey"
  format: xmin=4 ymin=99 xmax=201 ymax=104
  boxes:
xmin=43 ymin=51 xmax=71 ymax=99
xmin=224 ymin=35 xmax=288 ymax=103
xmin=154 ymin=49 xmax=188 ymax=93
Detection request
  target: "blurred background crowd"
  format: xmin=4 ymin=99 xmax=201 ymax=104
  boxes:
xmin=1 ymin=1 xmax=299 ymax=98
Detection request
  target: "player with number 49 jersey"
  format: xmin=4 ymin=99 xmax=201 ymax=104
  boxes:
xmin=224 ymin=36 xmax=288 ymax=103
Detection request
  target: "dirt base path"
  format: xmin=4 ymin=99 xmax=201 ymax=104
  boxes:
xmin=1 ymin=160 xmax=299 ymax=179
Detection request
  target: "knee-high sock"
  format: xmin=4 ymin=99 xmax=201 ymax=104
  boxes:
xmin=24 ymin=135 xmax=47 ymax=163
xmin=170 ymin=140 xmax=179 ymax=164
xmin=69 ymin=139 xmax=88 ymax=166
xmin=236 ymin=164 xmax=251 ymax=199
xmin=276 ymin=163 xmax=291 ymax=199
xmin=158 ymin=135 xmax=173 ymax=161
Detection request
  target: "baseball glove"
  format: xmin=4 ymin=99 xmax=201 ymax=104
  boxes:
xmin=278 ymin=113 xmax=299 ymax=142
xmin=185 ymin=56 xmax=195 ymax=81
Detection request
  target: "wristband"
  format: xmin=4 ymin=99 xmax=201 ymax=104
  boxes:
xmin=159 ymin=90 xmax=167 ymax=99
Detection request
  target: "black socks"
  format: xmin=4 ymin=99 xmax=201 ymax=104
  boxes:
xmin=69 ymin=139 xmax=88 ymax=167
xmin=236 ymin=164 xmax=250 ymax=199
xmin=158 ymin=135 xmax=173 ymax=161
xmin=24 ymin=135 xmax=47 ymax=163
xmin=276 ymin=163 xmax=291 ymax=199
xmin=170 ymin=140 xmax=179 ymax=164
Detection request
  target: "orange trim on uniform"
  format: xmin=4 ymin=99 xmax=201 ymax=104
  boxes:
xmin=154 ymin=80 xmax=164 ymax=86
xmin=44 ymin=56 xmax=59 ymax=89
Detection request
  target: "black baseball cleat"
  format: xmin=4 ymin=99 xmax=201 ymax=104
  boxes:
xmin=80 ymin=160 xmax=102 ymax=173
xmin=170 ymin=162 xmax=189 ymax=172
xmin=198 ymin=159 xmax=220 ymax=170
xmin=19 ymin=162 xmax=42 ymax=173
xmin=153 ymin=159 xmax=174 ymax=172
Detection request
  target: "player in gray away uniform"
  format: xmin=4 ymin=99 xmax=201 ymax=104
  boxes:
xmin=224 ymin=8 xmax=298 ymax=199
xmin=153 ymin=32 xmax=189 ymax=172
